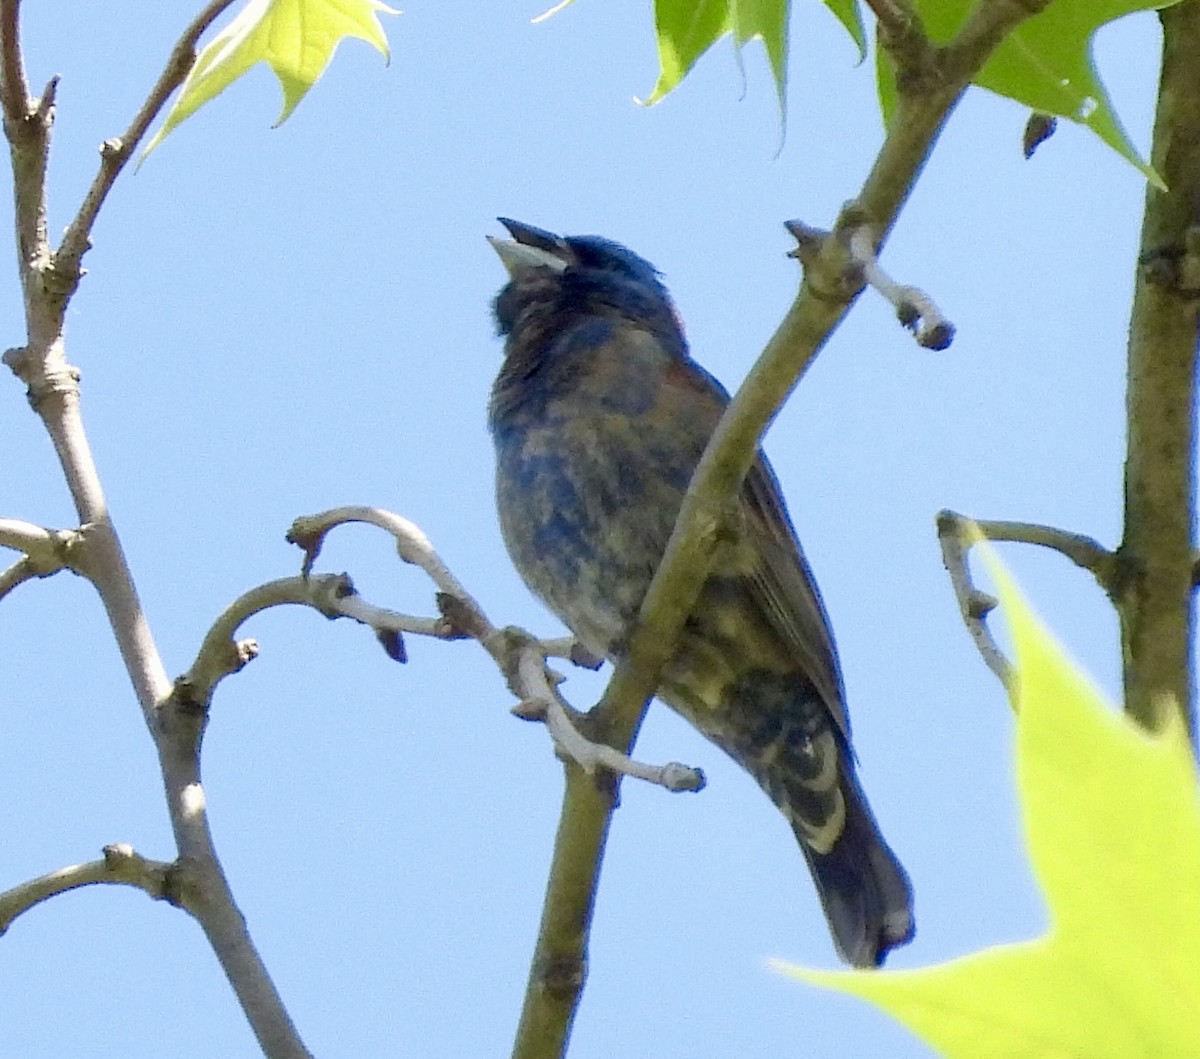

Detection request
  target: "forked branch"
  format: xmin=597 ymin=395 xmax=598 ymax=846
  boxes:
xmin=0 ymin=845 xmax=172 ymax=935
xmin=288 ymin=507 xmax=704 ymax=792
xmin=936 ymin=509 xmax=1118 ymax=690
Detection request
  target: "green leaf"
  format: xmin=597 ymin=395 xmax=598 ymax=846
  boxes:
xmin=776 ymin=545 xmax=1200 ymax=1058
xmin=639 ymin=0 xmax=864 ymax=110
xmin=143 ymin=0 xmax=397 ymax=158
xmin=824 ymin=0 xmax=865 ymax=58
xmin=880 ymin=0 xmax=1183 ymax=187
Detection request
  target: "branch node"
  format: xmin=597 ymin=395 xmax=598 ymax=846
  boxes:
xmin=967 ymin=590 xmax=997 ymax=620
xmin=867 ymin=0 xmax=936 ymax=87
xmin=33 ymin=74 xmax=58 ymax=122
xmin=784 ymin=217 xmax=862 ymax=305
xmin=435 ymin=590 xmax=484 ymax=640
xmin=0 ymin=520 xmax=86 ymax=593
xmin=14 ymin=361 xmax=80 ymax=414
xmin=541 ymin=637 xmax=603 ymax=670
xmin=285 ymin=515 xmax=325 ymax=576
xmin=783 ymin=219 xmax=829 ymax=268
xmin=2 ymin=344 xmax=28 ymax=377
xmin=102 ymin=842 xmax=136 ymax=865
xmin=511 ymin=698 xmax=548 ymax=721
xmin=1177 ymin=224 xmax=1200 ymax=294
xmin=1137 ymin=234 xmax=1200 ymax=296
xmin=311 ymin=572 xmax=356 ymax=618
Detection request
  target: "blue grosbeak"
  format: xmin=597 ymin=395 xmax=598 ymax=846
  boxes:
xmin=487 ymin=219 xmax=914 ymax=967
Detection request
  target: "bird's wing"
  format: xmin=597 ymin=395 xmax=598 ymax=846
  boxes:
xmin=656 ymin=350 xmax=850 ymax=739
xmin=740 ymin=456 xmax=850 ymax=740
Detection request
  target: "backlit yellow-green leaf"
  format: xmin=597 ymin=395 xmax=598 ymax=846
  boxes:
xmin=776 ymin=545 xmax=1200 ymax=1058
xmin=639 ymin=0 xmax=864 ymax=110
xmin=878 ymin=0 xmax=1182 ymax=187
xmin=143 ymin=0 xmax=397 ymax=158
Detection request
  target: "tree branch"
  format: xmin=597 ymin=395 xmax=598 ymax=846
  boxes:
xmin=0 ymin=517 xmax=81 ymax=599
xmin=0 ymin=0 xmax=29 ymax=126
xmin=0 ymin=558 xmax=37 ymax=598
xmin=935 ymin=510 xmax=1121 ymax=689
xmin=0 ymin=844 xmax=172 ymax=935
xmin=865 ymin=0 xmax=934 ymax=89
xmin=1117 ymin=0 xmax=1200 ymax=740
xmin=0 ymin=1 xmax=55 ymax=337
xmin=55 ymin=0 xmax=239 ymax=280
xmin=1 ymin=5 xmax=314 ymax=1054
xmin=288 ymin=508 xmax=704 ymax=793
xmin=509 ymin=632 xmax=704 ymax=792
xmin=0 ymin=517 xmax=77 ymax=565
xmin=511 ymin=4 xmax=1054 ymax=1056
xmin=863 ymin=0 xmax=916 ymax=31
xmin=936 ymin=512 xmax=1013 ymax=690
xmin=969 ymin=517 xmax=1117 ymax=591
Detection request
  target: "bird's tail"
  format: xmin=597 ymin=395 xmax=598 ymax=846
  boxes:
xmin=661 ymin=663 xmax=913 ymax=966
xmin=792 ymin=758 xmax=914 ymax=968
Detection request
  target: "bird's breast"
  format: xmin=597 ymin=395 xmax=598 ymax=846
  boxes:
xmin=492 ymin=389 xmax=692 ymax=657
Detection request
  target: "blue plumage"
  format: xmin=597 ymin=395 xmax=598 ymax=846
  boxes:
xmin=488 ymin=219 xmax=914 ymax=966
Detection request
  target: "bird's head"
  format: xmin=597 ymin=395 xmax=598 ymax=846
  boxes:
xmin=489 ymin=218 xmax=683 ymax=353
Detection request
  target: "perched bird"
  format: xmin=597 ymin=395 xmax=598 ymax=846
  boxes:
xmin=487 ymin=219 xmax=914 ymax=967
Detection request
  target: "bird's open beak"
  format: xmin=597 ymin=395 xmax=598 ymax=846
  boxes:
xmin=489 ymin=217 xmax=573 ymax=275
xmin=487 ymin=236 xmax=568 ymax=275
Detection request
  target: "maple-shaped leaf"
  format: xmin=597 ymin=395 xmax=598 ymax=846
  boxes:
xmin=634 ymin=0 xmax=863 ymax=110
xmin=776 ymin=545 xmax=1200 ymax=1058
xmin=878 ymin=0 xmax=1182 ymax=187
xmin=143 ymin=0 xmax=397 ymax=158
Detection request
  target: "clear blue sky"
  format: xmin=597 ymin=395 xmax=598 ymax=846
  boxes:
xmin=0 ymin=2 xmax=1166 ymax=1056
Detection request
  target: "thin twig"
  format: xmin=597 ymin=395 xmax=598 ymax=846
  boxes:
xmin=513 ymin=645 xmax=704 ymax=792
xmin=0 ymin=558 xmax=36 ymax=599
xmin=934 ymin=510 xmax=1118 ymax=689
xmin=176 ymin=571 xmax=459 ymax=706
xmin=0 ymin=0 xmax=29 ymax=127
xmin=180 ymin=575 xmax=341 ymax=706
xmin=0 ymin=519 xmax=81 ymax=598
xmin=541 ymin=636 xmax=603 ymax=670
xmin=0 ymin=0 xmax=53 ymax=315
xmin=848 ymin=226 xmax=955 ymax=349
xmin=0 ymin=517 xmax=72 ymax=563
xmin=289 ymin=508 xmax=703 ymax=793
xmin=55 ymin=0 xmax=239 ymax=277
xmin=968 ymin=516 xmax=1118 ymax=595
xmin=0 ymin=845 xmax=172 ymax=935
xmin=290 ymin=506 xmax=483 ymax=610
xmin=936 ymin=512 xmax=1013 ymax=690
